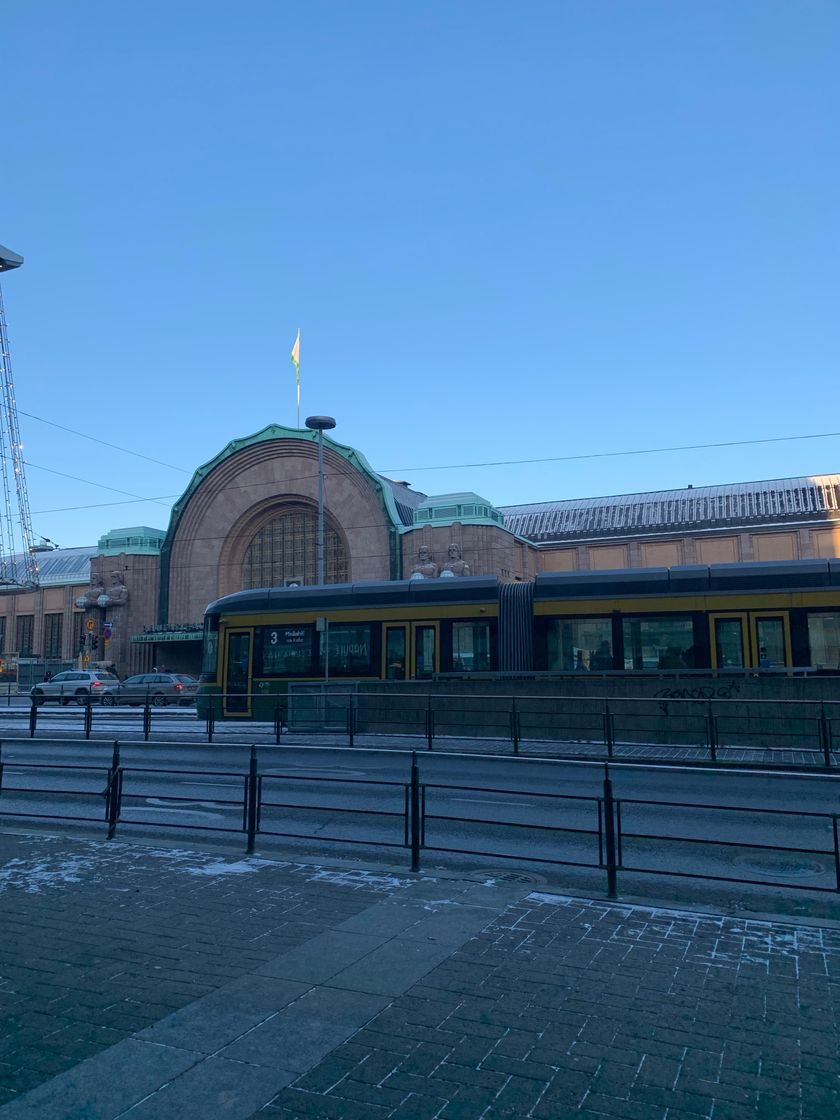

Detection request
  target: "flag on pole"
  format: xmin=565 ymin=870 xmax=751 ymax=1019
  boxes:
xmin=291 ymin=329 xmax=300 ymax=385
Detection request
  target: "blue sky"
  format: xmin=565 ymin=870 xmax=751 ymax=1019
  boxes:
xmin=3 ymin=1 xmax=838 ymax=548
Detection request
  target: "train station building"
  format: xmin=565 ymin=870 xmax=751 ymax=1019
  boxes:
xmin=1 ymin=422 xmax=839 ymax=678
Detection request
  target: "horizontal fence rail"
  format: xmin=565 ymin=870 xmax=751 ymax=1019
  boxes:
xmin=1 ymin=743 xmax=839 ymax=900
xmin=282 ymin=689 xmax=840 ymax=768
xmin=1 ymin=689 xmax=839 ymax=770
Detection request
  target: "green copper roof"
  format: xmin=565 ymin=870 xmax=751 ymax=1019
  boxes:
xmin=97 ymin=526 xmax=166 ymax=556
xmin=413 ymin=492 xmax=505 ymax=528
xmin=164 ymin=424 xmax=407 ymax=542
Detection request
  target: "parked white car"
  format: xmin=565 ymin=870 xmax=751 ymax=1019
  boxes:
xmin=31 ymin=670 xmax=120 ymax=705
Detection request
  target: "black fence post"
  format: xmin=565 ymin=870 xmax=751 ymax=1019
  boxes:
xmin=245 ymin=745 xmax=259 ymax=855
xmin=426 ymin=696 xmax=434 ymax=751
xmin=603 ymin=700 xmax=614 ymax=758
xmin=410 ymin=751 xmax=421 ymax=872
xmin=84 ymin=699 xmax=93 ymax=740
xmin=510 ymin=697 xmax=520 ymax=755
xmin=207 ymin=694 xmax=216 ymax=743
xmin=602 ymin=764 xmax=618 ymax=899
xmin=820 ymin=704 xmax=832 ymax=768
xmin=142 ymin=699 xmax=151 ymax=742
xmin=29 ymin=700 xmax=37 ymax=738
xmin=274 ymin=702 xmax=282 ymax=746
xmin=106 ymin=740 xmax=121 ymax=840
xmin=347 ymin=695 xmax=356 ymax=748
xmin=833 ymin=816 xmax=840 ymax=892
xmin=707 ymin=702 xmax=718 ymax=762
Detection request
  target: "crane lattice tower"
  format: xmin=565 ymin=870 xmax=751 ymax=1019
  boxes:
xmin=0 ymin=244 xmax=37 ymax=589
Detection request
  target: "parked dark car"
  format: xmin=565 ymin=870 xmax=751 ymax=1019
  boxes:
xmin=31 ymin=670 xmax=120 ymax=705
xmin=101 ymin=672 xmax=198 ymax=707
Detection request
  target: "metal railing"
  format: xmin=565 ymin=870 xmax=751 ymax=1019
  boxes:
xmin=2 ymin=689 xmax=840 ymax=770
xmin=1 ymin=743 xmax=839 ymax=899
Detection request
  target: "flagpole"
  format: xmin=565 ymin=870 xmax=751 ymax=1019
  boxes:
xmin=291 ymin=327 xmax=301 ymax=428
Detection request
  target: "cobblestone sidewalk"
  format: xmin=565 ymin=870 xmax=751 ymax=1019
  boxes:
xmin=1 ymin=830 xmax=839 ymax=1120
xmin=258 ymin=895 xmax=840 ymax=1120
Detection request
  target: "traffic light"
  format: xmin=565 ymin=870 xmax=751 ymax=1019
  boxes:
xmin=91 ymin=634 xmax=99 ymax=651
xmin=78 ymin=636 xmax=85 ymax=653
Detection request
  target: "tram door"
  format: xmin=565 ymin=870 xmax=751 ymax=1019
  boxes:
xmin=710 ymin=612 xmax=791 ymax=669
xmin=750 ymin=615 xmax=791 ymax=669
xmin=222 ymin=629 xmax=253 ymax=716
xmin=383 ymin=623 xmax=440 ymax=680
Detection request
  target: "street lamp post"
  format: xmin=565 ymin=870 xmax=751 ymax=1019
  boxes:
xmin=304 ymin=416 xmax=336 ymax=585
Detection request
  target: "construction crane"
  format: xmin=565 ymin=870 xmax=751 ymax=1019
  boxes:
xmin=0 ymin=244 xmax=38 ymax=589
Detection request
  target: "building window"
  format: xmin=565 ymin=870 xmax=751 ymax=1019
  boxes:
xmin=16 ymin=615 xmax=34 ymax=657
xmin=243 ymin=510 xmax=348 ymax=589
xmin=74 ymin=613 xmax=85 ymax=656
xmin=44 ymin=614 xmax=63 ymax=659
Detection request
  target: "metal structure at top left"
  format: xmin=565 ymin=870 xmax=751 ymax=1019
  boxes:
xmin=0 ymin=244 xmax=38 ymax=589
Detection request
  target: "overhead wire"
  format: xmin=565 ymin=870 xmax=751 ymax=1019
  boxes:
xmin=15 ymin=407 xmax=840 ymax=519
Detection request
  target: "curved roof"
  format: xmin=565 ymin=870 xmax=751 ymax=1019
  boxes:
xmin=501 ymin=474 xmax=840 ymax=543
xmin=164 ymin=424 xmax=420 ymax=541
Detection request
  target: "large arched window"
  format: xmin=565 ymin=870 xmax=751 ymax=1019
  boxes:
xmin=242 ymin=509 xmax=348 ymax=589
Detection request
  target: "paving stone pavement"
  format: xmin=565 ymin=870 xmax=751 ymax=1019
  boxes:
xmin=1 ymin=830 xmax=839 ymax=1120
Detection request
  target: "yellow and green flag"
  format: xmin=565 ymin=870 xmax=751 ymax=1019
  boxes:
xmin=291 ymin=329 xmax=300 ymax=385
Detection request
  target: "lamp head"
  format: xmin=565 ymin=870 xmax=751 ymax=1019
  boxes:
xmin=305 ymin=415 xmax=336 ymax=432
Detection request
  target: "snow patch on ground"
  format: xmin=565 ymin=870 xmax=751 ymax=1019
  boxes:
xmin=0 ymin=854 xmax=100 ymax=893
xmin=182 ymin=858 xmax=276 ymax=876
xmin=305 ymin=867 xmax=411 ymax=891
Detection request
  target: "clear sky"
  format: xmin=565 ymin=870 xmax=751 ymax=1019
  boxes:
xmin=2 ymin=0 xmax=838 ymax=549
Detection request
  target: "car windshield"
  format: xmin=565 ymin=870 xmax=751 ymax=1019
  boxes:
xmin=175 ymin=675 xmax=196 ymax=683
xmin=94 ymin=673 xmax=118 ymax=680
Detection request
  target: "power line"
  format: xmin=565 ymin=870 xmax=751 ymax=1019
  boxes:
xmin=19 ymin=410 xmax=191 ymax=473
xmin=16 ymin=415 xmax=840 ymax=521
xmin=19 ymin=407 xmax=840 ymax=483
xmin=23 ymin=459 xmax=173 ymax=506
xmin=381 ymin=430 xmax=840 ymax=474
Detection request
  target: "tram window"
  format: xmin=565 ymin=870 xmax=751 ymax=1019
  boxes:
xmin=260 ymin=625 xmax=316 ymax=675
xmin=807 ymin=613 xmax=840 ymax=671
xmin=546 ymin=618 xmax=612 ymax=671
xmin=623 ymin=616 xmax=694 ymax=670
xmin=452 ymin=621 xmax=492 ymax=672
xmin=202 ymin=615 xmax=219 ymax=676
xmin=318 ymin=624 xmax=374 ymax=675
xmin=415 ymin=626 xmax=436 ymax=679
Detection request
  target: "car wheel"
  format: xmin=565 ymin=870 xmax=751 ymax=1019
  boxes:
xmin=152 ymin=693 xmax=167 ymax=707
xmin=101 ymin=694 xmax=116 ymax=707
xmin=75 ymin=691 xmax=88 ymax=706
xmin=32 ymin=690 xmax=45 ymax=706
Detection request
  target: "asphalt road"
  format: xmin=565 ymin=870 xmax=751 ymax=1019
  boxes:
xmin=2 ymin=734 xmax=840 ymax=916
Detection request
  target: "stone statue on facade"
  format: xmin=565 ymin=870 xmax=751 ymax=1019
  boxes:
xmin=410 ymin=545 xmax=439 ymax=580
xmin=440 ymin=542 xmax=470 ymax=577
xmin=100 ymin=571 xmax=129 ymax=608
xmin=77 ymin=577 xmax=106 ymax=609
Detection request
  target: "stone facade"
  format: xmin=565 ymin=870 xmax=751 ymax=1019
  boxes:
xmin=538 ymin=523 xmax=840 ymax=572
xmin=400 ymin=524 xmax=535 ymax=582
xmin=0 ymin=427 xmax=837 ymax=682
